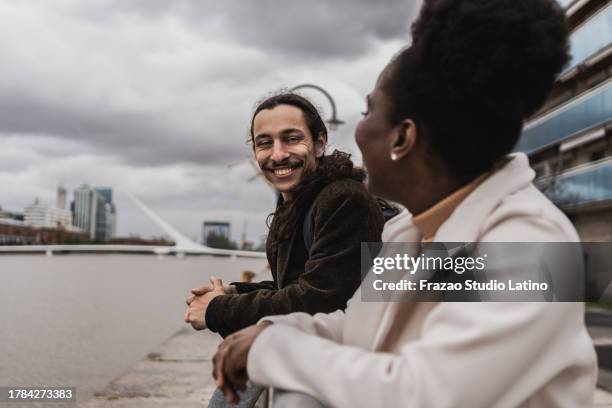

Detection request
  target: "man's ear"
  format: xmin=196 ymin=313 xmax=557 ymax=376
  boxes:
xmin=389 ymin=119 xmax=417 ymax=161
xmin=314 ymin=132 xmax=327 ymax=158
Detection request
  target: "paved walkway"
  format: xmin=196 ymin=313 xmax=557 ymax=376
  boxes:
xmin=591 ymin=321 xmax=612 ymax=407
xmin=80 ymin=328 xmax=220 ymax=408
xmin=596 ymin=389 xmax=612 ymax=406
xmin=81 ymin=325 xmax=612 ymax=407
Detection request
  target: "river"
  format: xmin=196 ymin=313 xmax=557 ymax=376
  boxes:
xmin=0 ymin=254 xmax=266 ymax=403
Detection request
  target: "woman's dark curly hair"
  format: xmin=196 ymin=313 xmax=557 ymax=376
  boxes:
xmin=382 ymin=0 xmax=570 ymax=182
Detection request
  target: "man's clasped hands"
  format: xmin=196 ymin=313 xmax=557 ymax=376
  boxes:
xmin=184 ymin=277 xmax=271 ymax=404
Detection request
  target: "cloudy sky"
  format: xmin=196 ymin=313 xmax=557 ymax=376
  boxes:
xmin=0 ymin=0 xmax=421 ymax=244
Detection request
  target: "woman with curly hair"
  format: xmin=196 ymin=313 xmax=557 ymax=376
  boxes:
xmin=211 ymin=1 xmax=597 ymax=406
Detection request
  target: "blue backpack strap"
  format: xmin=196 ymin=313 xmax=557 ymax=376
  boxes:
xmin=302 ymin=201 xmax=316 ymax=254
xmin=377 ymin=197 xmax=400 ymax=222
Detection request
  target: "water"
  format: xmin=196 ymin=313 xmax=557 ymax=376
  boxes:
xmin=0 ymin=254 xmax=265 ymax=403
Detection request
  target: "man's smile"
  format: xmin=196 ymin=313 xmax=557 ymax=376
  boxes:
xmin=266 ymin=162 xmax=303 ymax=179
xmin=273 ymin=167 xmax=296 ymax=178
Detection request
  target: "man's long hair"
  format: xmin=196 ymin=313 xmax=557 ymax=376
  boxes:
xmin=267 ymin=149 xmax=366 ymax=250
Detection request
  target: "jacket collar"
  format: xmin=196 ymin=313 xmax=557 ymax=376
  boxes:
xmin=435 ymin=153 xmax=535 ymax=242
xmin=380 ymin=153 xmax=535 ymax=244
xmin=367 ymin=153 xmax=535 ymax=350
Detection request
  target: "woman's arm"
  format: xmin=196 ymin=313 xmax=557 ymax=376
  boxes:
xmin=246 ymin=302 xmax=594 ymax=408
xmin=258 ymin=308 xmax=348 ymax=343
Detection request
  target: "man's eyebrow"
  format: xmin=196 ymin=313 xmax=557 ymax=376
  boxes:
xmin=254 ymin=133 xmax=271 ymax=140
xmin=280 ymin=128 xmax=304 ymax=135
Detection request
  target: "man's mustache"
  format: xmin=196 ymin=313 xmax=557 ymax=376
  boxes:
xmin=262 ymin=159 xmax=303 ymax=171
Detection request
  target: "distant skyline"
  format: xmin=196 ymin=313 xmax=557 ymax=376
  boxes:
xmin=0 ymin=0 xmax=421 ymax=243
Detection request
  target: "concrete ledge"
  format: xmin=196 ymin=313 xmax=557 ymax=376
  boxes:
xmin=595 ymin=388 xmax=612 ymax=407
xmin=80 ymin=328 xmax=221 ymax=408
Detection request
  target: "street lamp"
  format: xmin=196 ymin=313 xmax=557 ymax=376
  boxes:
xmin=290 ymin=84 xmax=345 ymax=131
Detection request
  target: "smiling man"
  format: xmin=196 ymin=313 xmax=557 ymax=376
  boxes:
xmin=186 ymin=93 xmax=384 ymax=335
xmin=184 ymin=92 xmax=385 ymax=405
xmin=254 ymin=102 xmax=323 ymax=198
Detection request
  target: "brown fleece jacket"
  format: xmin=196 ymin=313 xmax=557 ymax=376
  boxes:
xmin=205 ymin=178 xmax=384 ymax=337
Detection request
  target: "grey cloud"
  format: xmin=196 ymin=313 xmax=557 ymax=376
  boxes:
xmin=0 ymin=0 xmax=420 ymax=169
xmin=0 ymin=92 xmax=248 ymax=166
xmin=216 ymin=0 xmax=417 ymax=58
xmin=88 ymin=0 xmax=418 ymax=58
xmin=0 ymin=0 xmax=420 ymax=242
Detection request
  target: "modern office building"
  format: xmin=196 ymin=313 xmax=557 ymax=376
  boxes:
xmin=516 ymin=0 xmax=612 ymax=241
xmin=73 ymin=184 xmax=97 ymax=239
xmin=94 ymin=187 xmax=116 ymax=242
xmin=0 ymin=206 xmax=24 ymax=223
xmin=1 ymin=191 xmax=86 ymax=245
xmin=72 ymin=185 xmax=116 ymax=241
xmin=24 ymin=198 xmax=73 ymax=229
xmin=202 ymin=221 xmax=231 ymax=244
xmin=57 ymin=186 xmax=67 ymax=210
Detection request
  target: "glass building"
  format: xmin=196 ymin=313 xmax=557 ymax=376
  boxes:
xmin=72 ymin=185 xmax=116 ymax=241
xmin=94 ymin=188 xmax=116 ymax=242
xmin=202 ymin=221 xmax=231 ymax=244
xmin=516 ymin=0 xmax=612 ymax=241
xmin=73 ymin=184 xmax=97 ymax=239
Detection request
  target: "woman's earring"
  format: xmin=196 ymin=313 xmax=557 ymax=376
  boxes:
xmin=390 ymin=153 xmax=398 ymax=161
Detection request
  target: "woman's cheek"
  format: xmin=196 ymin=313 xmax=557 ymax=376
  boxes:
xmin=355 ymin=121 xmax=368 ymax=152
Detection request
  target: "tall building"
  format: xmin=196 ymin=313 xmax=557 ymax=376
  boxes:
xmin=56 ymin=186 xmax=67 ymax=210
xmin=73 ymin=184 xmax=97 ymax=239
xmin=94 ymin=187 xmax=116 ymax=242
xmin=72 ymin=185 xmax=116 ymax=241
xmin=516 ymin=0 xmax=612 ymax=241
xmin=24 ymin=198 xmax=72 ymax=229
xmin=202 ymin=221 xmax=230 ymax=243
xmin=0 ymin=206 xmax=24 ymax=223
